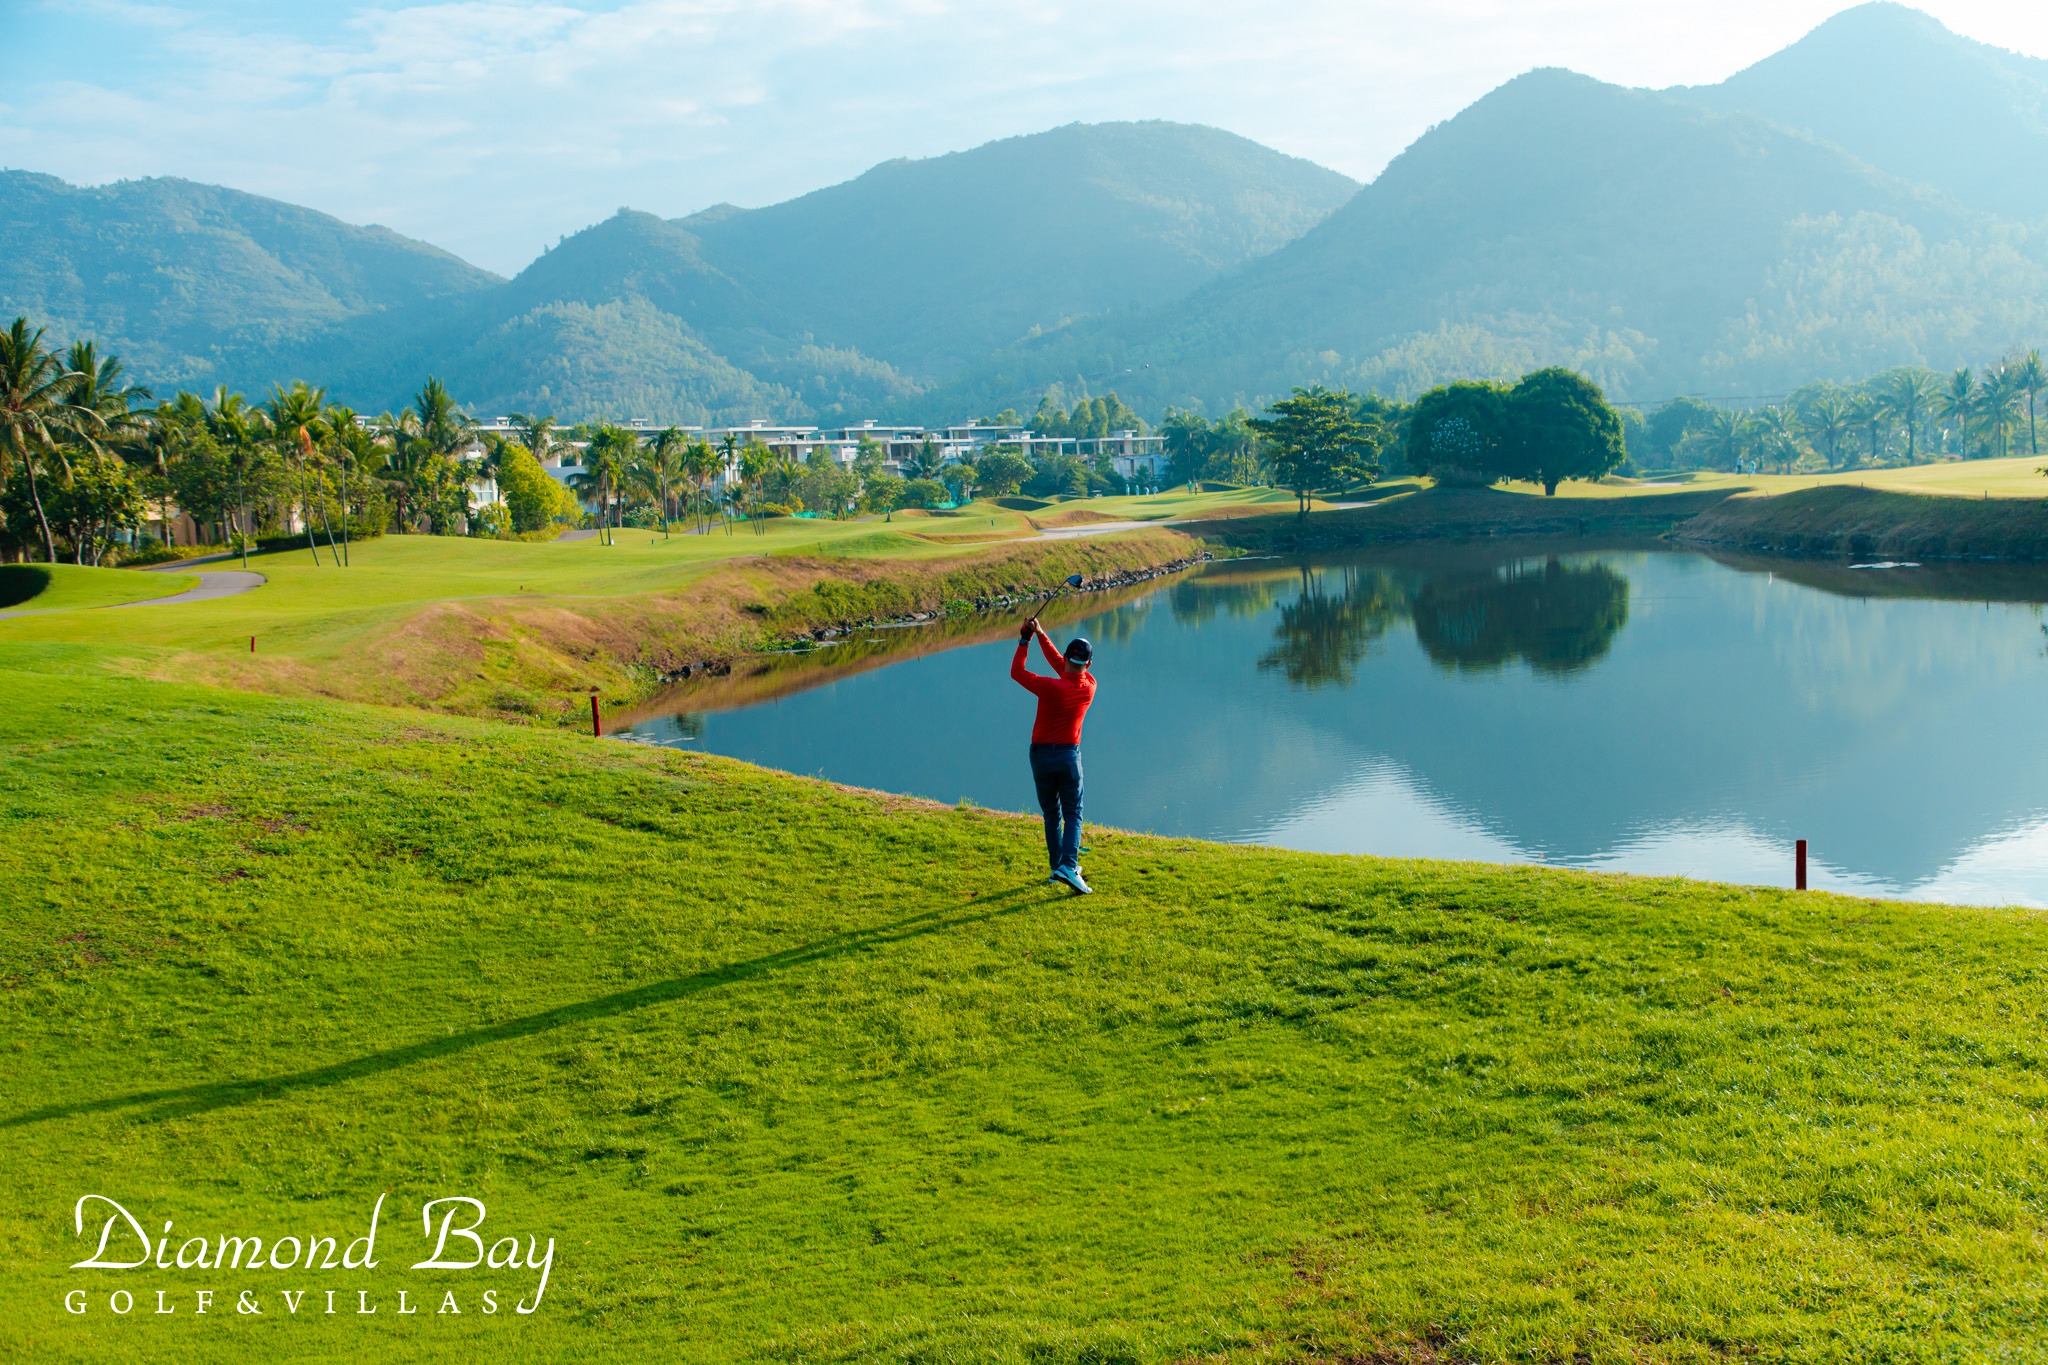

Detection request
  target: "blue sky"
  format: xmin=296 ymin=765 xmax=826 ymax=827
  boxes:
xmin=3 ymin=0 xmax=2044 ymax=275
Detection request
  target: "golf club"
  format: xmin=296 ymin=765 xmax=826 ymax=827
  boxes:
xmin=1024 ymin=574 xmax=1087 ymax=629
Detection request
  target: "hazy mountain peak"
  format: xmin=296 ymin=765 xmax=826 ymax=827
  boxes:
xmin=1686 ymin=3 xmax=2048 ymax=219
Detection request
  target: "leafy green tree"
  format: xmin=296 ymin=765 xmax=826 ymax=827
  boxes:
xmin=862 ymin=470 xmax=906 ymax=521
xmin=1249 ymin=385 xmax=1381 ymax=516
xmin=1161 ymin=409 xmax=1211 ymax=491
xmin=1646 ymin=397 xmax=1716 ymax=468
xmin=898 ymin=477 xmax=947 ymax=510
xmin=1403 ymin=381 xmax=1508 ymax=484
xmin=0 ymin=319 xmax=102 ymax=562
xmin=1506 ymin=368 xmax=1625 ymax=495
xmin=973 ymin=448 xmax=1032 ymax=497
xmin=45 ymin=449 xmax=144 ymax=565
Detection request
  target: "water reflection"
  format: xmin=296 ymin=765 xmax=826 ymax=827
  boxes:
xmin=619 ymin=541 xmax=2048 ymax=905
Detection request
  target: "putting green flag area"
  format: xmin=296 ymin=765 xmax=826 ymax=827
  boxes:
xmin=4 ymin=531 xmax=2048 ymax=1363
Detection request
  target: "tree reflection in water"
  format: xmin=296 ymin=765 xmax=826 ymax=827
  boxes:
xmin=1413 ymin=558 xmax=1629 ymax=675
xmin=1257 ymin=564 xmax=1408 ymax=687
xmin=1257 ymin=555 xmax=1631 ymax=687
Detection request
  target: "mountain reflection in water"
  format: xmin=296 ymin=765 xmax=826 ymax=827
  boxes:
xmin=619 ymin=543 xmax=2048 ymax=906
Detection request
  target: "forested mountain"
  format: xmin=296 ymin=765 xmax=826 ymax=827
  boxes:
xmin=0 ymin=173 xmax=500 ymax=390
xmin=934 ymin=13 xmax=2048 ymax=417
xmin=273 ymin=120 xmax=1356 ymax=421
xmin=9 ymin=6 xmax=2048 ymax=422
xmin=680 ymin=121 xmax=1359 ymax=379
xmin=1684 ymin=2 xmax=2048 ymax=222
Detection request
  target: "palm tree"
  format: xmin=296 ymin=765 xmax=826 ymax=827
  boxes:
xmin=571 ymin=426 xmax=635 ymax=545
xmin=325 ymin=406 xmax=378 ymax=566
xmin=1846 ymin=392 xmax=1890 ymax=467
xmin=1978 ymin=365 xmax=2023 ymax=461
xmin=642 ymin=427 xmax=686 ymax=538
xmin=717 ymin=433 xmax=740 ymax=534
xmin=1682 ymin=407 xmax=1751 ymax=473
xmin=58 ymin=342 xmax=151 ymax=564
xmin=267 ymin=381 xmax=329 ymax=564
xmin=681 ymin=438 xmax=720 ymax=534
xmin=512 ymin=412 xmax=557 ymax=465
xmin=1883 ymin=369 xmax=1939 ymax=465
xmin=0 ymin=319 xmax=100 ymax=562
xmin=1938 ymin=368 xmax=1975 ymax=457
xmin=2016 ymin=351 xmax=2046 ymax=458
xmin=207 ymin=388 xmax=268 ymax=568
xmin=1754 ymin=405 xmax=1804 ymax=472
xmin=1798 ymin=393 xmax=1851 ymax=469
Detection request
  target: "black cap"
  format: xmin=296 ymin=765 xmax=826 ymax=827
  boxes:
xmin=1064 ymin=637 xmax=1093 ymax=664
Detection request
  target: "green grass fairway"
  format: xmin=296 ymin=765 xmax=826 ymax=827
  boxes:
xmin=4 ymin=659 xmax=2047 ymax=1362
xmin=0 ymin=564 xmax=197 ymax=615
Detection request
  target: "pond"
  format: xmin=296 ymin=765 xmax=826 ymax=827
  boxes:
xmin=617 ymin=541 xmax=2048 ymax=905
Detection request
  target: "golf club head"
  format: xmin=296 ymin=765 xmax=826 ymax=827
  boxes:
xmin=1064 ymin=574 xmax=1084 ymax=588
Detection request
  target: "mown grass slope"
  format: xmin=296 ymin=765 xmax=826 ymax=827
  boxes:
xmin=4 ymin=658 xmax=2046 ymax=1363
xmin=0 ymin=564 xmax=196 ymax=614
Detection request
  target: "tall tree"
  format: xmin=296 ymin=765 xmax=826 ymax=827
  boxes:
xmin=1978 ymin=366 xmax=2023 ymax=461
xmin=1507 ymin=368 xmax=1626 ymax=494
xmin=1882 ymin=369 xmax=1940 ymax=465
xmin=1247 ymin=385 xmax=1381 ymax=517
xmin=1160 ymin=409 xmax=1212 ymax=492
xmin=206 ymin=388 xmax=269 ymax=568
xmin=267 ymin=381 xmax=329 ymax=564
xmin=1938 ymin=368 xmax=1976 ymax=457
xmin=0 ymin=319 xmax=100 ymax=562
xmin=1799 ymin=392 xmax=1851 ymax=469
xmin=511 ymin=412 xmax=557 ymax=465
xmin=641 ymin=427 xmax=687 ymax=538
xmin=2019 ymin=350 xmax=2047 ymax=458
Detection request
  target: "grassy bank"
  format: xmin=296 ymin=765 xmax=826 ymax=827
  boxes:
xmin=4 ymin=660 xmax=2047 ymax=1363
xmin=0 ymin=520 xmax=1200 ymax=723
xmin=1674 ymin=483 xmax=2048 ymax=561
xmin=1189 ymin=485 xmax=1736 ymax=554
xmin=0 ymin=564 xmax=198 ymax=614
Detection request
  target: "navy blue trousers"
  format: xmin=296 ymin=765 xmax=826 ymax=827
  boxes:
xmin=1028 ymin=744 xmax=1084 ymax=871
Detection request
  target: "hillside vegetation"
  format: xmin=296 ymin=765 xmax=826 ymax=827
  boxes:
xmin=940 ymin=7 xmax=2048 ymax=416
xmin=0 ymin=173 xmax=499 ymax=390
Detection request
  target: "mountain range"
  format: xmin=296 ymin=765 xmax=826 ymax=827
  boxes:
xmin=2 ymin=2 xmax=2045 ymax=422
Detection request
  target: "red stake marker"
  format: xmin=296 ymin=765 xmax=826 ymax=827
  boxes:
xmin=1795 ymin=838 xmax=1808 ymax=891
xmin=590 ymin=694 xmax=602 ymax=737
xmin=249 ymin=635 xmax=256 ymax=654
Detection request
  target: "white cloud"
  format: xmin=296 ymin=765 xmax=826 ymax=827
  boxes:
xmin=3 ymin=0 xmax=2046 ymax=274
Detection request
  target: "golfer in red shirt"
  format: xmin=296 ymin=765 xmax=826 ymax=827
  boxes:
xmin=1012 ymin=616 xmax=1096 ymax=893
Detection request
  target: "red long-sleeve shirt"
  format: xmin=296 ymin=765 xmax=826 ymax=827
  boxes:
xmin=1012 ymin=631 xmax=1097 ymax=746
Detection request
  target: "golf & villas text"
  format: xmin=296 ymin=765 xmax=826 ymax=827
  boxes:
xmin=61 ymin=1193 xmax=555 ymax=1320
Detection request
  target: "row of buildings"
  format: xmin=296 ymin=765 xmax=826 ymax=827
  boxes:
xmin=473 ymin=417 xmax=1169 ymax=487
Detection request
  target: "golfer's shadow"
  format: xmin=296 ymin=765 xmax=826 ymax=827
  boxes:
xmin=5 ymin=883 xmax=1050 ymax=1128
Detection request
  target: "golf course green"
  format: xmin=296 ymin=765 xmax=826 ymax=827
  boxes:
xmin=5 ymin=493 xmax=2048 ymax=1361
